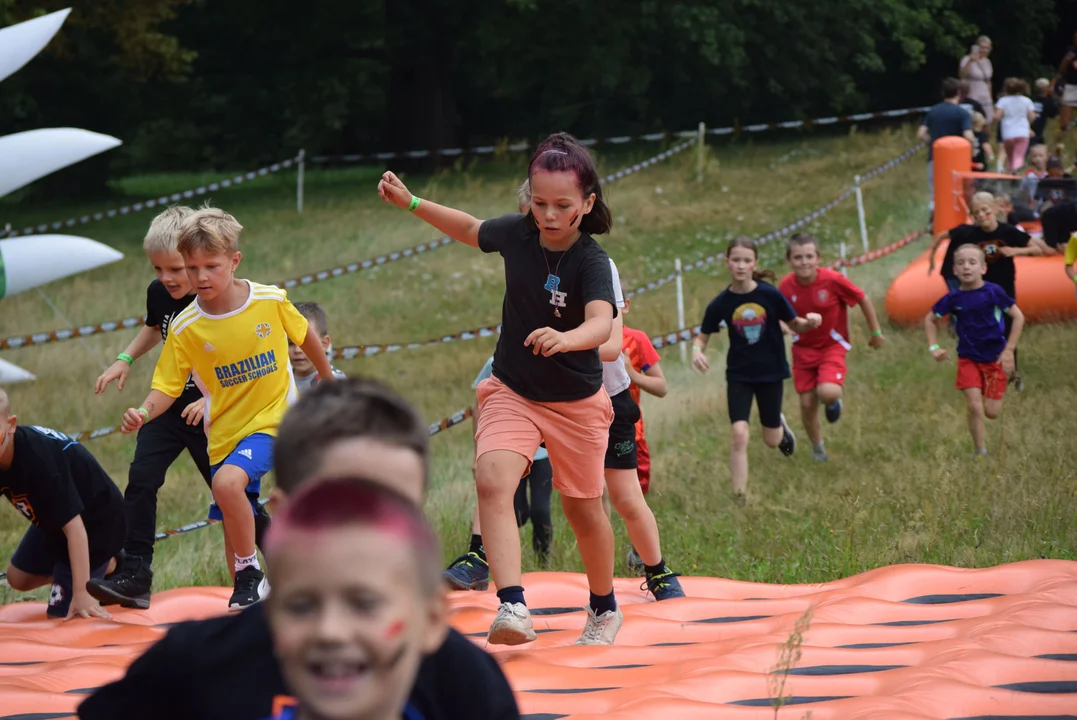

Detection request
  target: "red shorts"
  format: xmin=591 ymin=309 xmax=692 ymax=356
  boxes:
xmin=956 ymin=358 xmax=1007 ymax=400
xmin=792 ymin=344 xmax=848 ymax=395
xmin=636 ymin=436 xmax=651 ymax=495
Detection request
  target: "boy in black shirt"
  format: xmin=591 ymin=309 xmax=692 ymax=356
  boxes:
xmin=78 ymin=378 xmax=520 ymax=720
xmin=88 ymin=207 xmax=269 ymax=609
xmin=1031 ymin=78 xmax=1058 ymax=146
xmin=0 ymin=389 xmax=125 ymax=619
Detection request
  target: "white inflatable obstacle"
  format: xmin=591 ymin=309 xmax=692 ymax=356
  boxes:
xmin=0 ymin=128 xmax=123 ymax=199
xmin=0 ymin=234 xmax=123 ymax=300
xmin=0 ymin=8 xmax=70 ymax=84
xmin=0 ymin=359 xmax=36 ymax=384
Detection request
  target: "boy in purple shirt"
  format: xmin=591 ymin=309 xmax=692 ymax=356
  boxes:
xmin=924 ymin=244 xmax=1025 ymax=456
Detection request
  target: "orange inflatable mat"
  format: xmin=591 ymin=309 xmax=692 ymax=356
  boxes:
xmin=2 ymin=560 xmax=1076 ymax=719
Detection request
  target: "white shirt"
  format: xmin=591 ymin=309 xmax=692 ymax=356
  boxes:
xmin=601 ymin=258 xmax=631 ymax=397
xmin=995 ymin=95 xmax=1035 ymax=140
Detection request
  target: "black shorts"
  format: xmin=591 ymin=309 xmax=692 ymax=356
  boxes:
xmin=605 ymin=388 xmax=641 ymax=470
xmin=10 ymin=522 xmax=124 ymax=618
xmin=727 ymin=380 xmax=784 ymax=429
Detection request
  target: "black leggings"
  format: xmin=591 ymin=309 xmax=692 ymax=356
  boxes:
xmin=513 ymin=457 xmax=553 ymax=559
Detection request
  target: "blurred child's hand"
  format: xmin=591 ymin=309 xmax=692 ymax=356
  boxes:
xmin=66 ymin=590 xmax=111 ymax=621
xmin=998 ymin=245 xmax=1017 ymax=257
xmin=121 ymin=408 xmax=146 ymax=434
xmin=805 ymin=313 xmax=822 ymax=329
xmin=931 ymin=347 xmax=949 ymax=362
xmin=869 ymin=332 xmax=886 ymax=349
xmin=95 ymin=360 xmax=130 ymax=394
xmin=692 ymin=348 xmax=709 ymax=374
xmin=377 ymin=171 xmax=413 ymax=210
xmin=181 ymin=398 xmax=205 ymax=426
xmin=1000 ymin=348 xmax=1015 ymax=375
xmin=525 ymin=327 xmax=571 ymax=356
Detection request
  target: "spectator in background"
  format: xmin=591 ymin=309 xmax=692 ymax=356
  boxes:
xmin=1057 ymin=31 xmax=1077 ymax=133
xmin=994 ymin=78 xmax=1036 ymax=173
xmin=1033 ymin=156 xmax=1077 ymax=211
xmin=960 ymin=37 xmax=995 ymax=123
xmin=996 ymin=193 xmax=1037 ymax=227
xmin=971 ymin=112 xmax=994 ymax=171
xmin=1018 ymin=144 xmax=1050 ymax=209
xmin=959 ymin=80 xmax=987 ymax=121
xmin=1031 ymin=78 xmax=1058 ymax=146
xmin=918 ymin=78 xmax=975 ymax=212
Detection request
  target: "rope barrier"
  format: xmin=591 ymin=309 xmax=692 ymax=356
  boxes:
xmin=1 ymin=140 xmax=695 ymax=352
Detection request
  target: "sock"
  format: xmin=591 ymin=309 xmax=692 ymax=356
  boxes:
xmin=235 ymin=552 xmax=260 ymax=573
xmin=812 ymin=441 xmax=825 ymax=453
xmin=469 ymin=533 xmax=485 ymax=559
xmin=589 ymin=591 xmax=617 ymax=616
xmin=644 ymin=558 xmax=667 ymax=576
xmin=496 ymin=586 xmax=526 ymax=607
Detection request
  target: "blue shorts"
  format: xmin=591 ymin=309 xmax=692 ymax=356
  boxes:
xmin=207 ymin=433 xmax=274 ymax=521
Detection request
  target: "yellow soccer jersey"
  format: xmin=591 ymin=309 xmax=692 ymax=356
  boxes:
xmin=151 ymin=280 xmax=309 ymax=464
xmin=1064 ymin=232 xmax=1077 ymax=267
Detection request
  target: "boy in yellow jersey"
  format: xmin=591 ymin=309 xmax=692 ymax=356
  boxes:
xmin=120 ymin=207 xmax=336 ymax=610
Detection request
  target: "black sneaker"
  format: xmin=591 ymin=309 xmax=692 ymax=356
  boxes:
xmin=825 ymin=398 xmax=843 ymax=424
xmin=778 ymin=413 xmax=797 ymax=457
xmin=86 ymin=552 xmax=153 ymax=609
xmin=253 ymin=502 xmax=272 ymax=554
xmin=642 ymin=567 xmax=686 ymax=601
xmin=443 ymin=552 xmax=489 ymax=591
xmin=1009 ymin=373 xmax=1024 ymax=393
xmin=228 ymin=566 xmax=270 ymax=611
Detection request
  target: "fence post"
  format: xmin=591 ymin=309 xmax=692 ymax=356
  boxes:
xmin=297 ymin=148 xmax=306 ymax=215
xmin=696 ymin=122 xmax=705 ymax=183
xmin=854 ymin=174 xmax=868 ymax=253
xmin=839 ymin=241 xmax=848 ymax=277
xmin=675 ymin=258 xmax=686 ymax=363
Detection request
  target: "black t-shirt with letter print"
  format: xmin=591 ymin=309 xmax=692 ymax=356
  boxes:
xmin=700 ymin=281 xmax=797 ymax=383
xmin=145 ymin=280 xmax=202 ymax=412
xmin=941 ymin=223 xmax=1030 ymax=299
xmin=478 ymin=213 xmax=617 ymax=402
xmin=0 ymin=426 xmax=124 ymax=567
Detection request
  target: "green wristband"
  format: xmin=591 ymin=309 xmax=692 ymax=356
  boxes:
xmin=929 ymin=344 xmax=941 ymax=352
xmin=137 ymin=407 xmax=149 ymax=422
xmin=1071 ymin=274 xmax=1077 ymax=285
xmin=871 ymin=329 xmax=883 ymax=337
xmin=117 ymin=353 xmax=134 ymax=365
xmin=408 ymin=196 xmax=421 ymax=212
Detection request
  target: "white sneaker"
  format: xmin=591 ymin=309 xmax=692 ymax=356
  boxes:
xmin=488 ymin=602 xmax=536 ymax=646
xmin=574 ymin=605 xmax=623 ymax=646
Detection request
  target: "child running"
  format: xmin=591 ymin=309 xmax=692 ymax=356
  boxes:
xmin=928 ymin=191 xmax=1040 ymax=389
xmin=290 ymin=301 xmax=348 ymax=393
xmin=260 ymin=477 xmax=447 ymax=720
xmin=87 ymin=207 xmax=267 ymax=609
xmin=619 ymin=280 xmax=668 ymax=571
xmin=778 ymin=233 xmax=885 ymax=462
xmin=443 ymin=353 xmax=556 ymax=591
xmin=119 ymin=207 xmax=337 ymax=611
xmin=924 ymin=244 xmax=1025 ymax=455
xmin=378 ymin=132 xmax=623 ymax=646
xmin=692 ymin=237 xmax=821 ymax=502
xmin=1 ymin=389 xmax=125 ymax=620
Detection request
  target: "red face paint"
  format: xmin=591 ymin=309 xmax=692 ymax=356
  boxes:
xmin=385 ymin=619 xmax=405 ymax=641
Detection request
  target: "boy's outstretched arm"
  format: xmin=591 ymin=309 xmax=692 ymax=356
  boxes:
xmin=1000 ymin=304 xmax=1025 ymax=374
xmin=299 ymin=326 xmax=337 ymax=382
xmin=625 ymin=357 xmax=667 ymax=398
xmin=598 ymin=311 xmax=624 ymax=361
xmin=788 ymin=313 xmax=823 ymax=334
xmin=924 ymin=311 xmax=948 ymax=361
xmin=378 ymin=171 xmax=481 ymax=247
xmin=95 ymin=325 xmax=162 ymax=394
xmin=122 ymin=389 xmax=178 ymax=434
xmin=927 ymin=231 xmax=950 ymax=274
xmin=858 ymin=296 xmax=886 ymax=348
xmin=62 ymin=516 xmax=111 ymax=620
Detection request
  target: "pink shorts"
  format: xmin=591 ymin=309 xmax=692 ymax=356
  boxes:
xmin=475 ymin=376 xmax=613 ymax=499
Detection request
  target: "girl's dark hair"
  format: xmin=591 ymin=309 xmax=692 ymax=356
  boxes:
xmin=786 ymin=232 xmax=820 ymax=259
xmin=1002 ymin=77 xmax=1029 ymax=96
xmin=727 ymin=235 xmax=776 ymax=283
xmin=527 ymin=132 xmax=612 ymax=235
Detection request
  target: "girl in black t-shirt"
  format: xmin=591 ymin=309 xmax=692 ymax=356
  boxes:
xmin=378 ymin=133 xmax=624 ymax=647
xmin=691 ymin=237 xmax=821 ymax=502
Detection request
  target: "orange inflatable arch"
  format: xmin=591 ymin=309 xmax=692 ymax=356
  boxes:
xmin=885 ymin=136 xmax=1077 ymax=326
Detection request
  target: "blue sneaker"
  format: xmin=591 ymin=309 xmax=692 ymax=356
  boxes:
xmin=825 ymin=398 xmax=843 ymax=424
xmin=643 ymin=566 xmax=686 ymax=601
xmin=443 ymin=552 xmax=489 ymax=591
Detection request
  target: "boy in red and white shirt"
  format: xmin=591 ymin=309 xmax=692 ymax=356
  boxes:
xmin=778 ymin=234 xmax=885 ymax=461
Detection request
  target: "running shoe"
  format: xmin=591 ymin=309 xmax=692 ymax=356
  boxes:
xmin=825 ymin=398 xmax=843 ymax=424
xmin=443 ymin=552 xmax=490 ymax=591
xmin=574 ymin=605 xmax=624 ymax=646
xmin=643 ymin=567 xmax=686 ymax=601
xmin=778 ymin=413 xmax=797 ymax=457
xmin=86 ymin=552 xmax=152 ymax=609
xmin=488 ymin=602 xmax=536 ymax=645
xmin=228 ymin=566 xmax=270 ymax=611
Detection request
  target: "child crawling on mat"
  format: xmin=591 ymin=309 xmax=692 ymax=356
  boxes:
xmin=0 ymin=389 xmax=125 ymax=620
xmin=259 ymin=476 xmax=447 ymax=720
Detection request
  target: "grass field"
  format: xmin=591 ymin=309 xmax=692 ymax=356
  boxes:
xmin=2 ymin=122 xmax=1075 ymax=606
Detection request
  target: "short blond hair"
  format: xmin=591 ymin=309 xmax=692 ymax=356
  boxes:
xmin=143 ymin=206 xmax=194 ymax=255
xmin=971 ymin=190 xmax=995 ymax=208
xmin=516 ymin=179 xmax=531 ymax=213
xmin=971 ymin=111 xmax=986 ymax=131
xmin=1035 ymin=78 xmax=1050 ymax=92
xmin=177 ymin=206 xmax=243 ymax=256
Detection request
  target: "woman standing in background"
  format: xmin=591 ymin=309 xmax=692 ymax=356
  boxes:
xmin=961 ymin=36 xmax=995 ymax=123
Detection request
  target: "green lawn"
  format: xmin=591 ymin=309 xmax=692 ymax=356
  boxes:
xmin=2 ymin=123 xmax=1074 ymax=604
